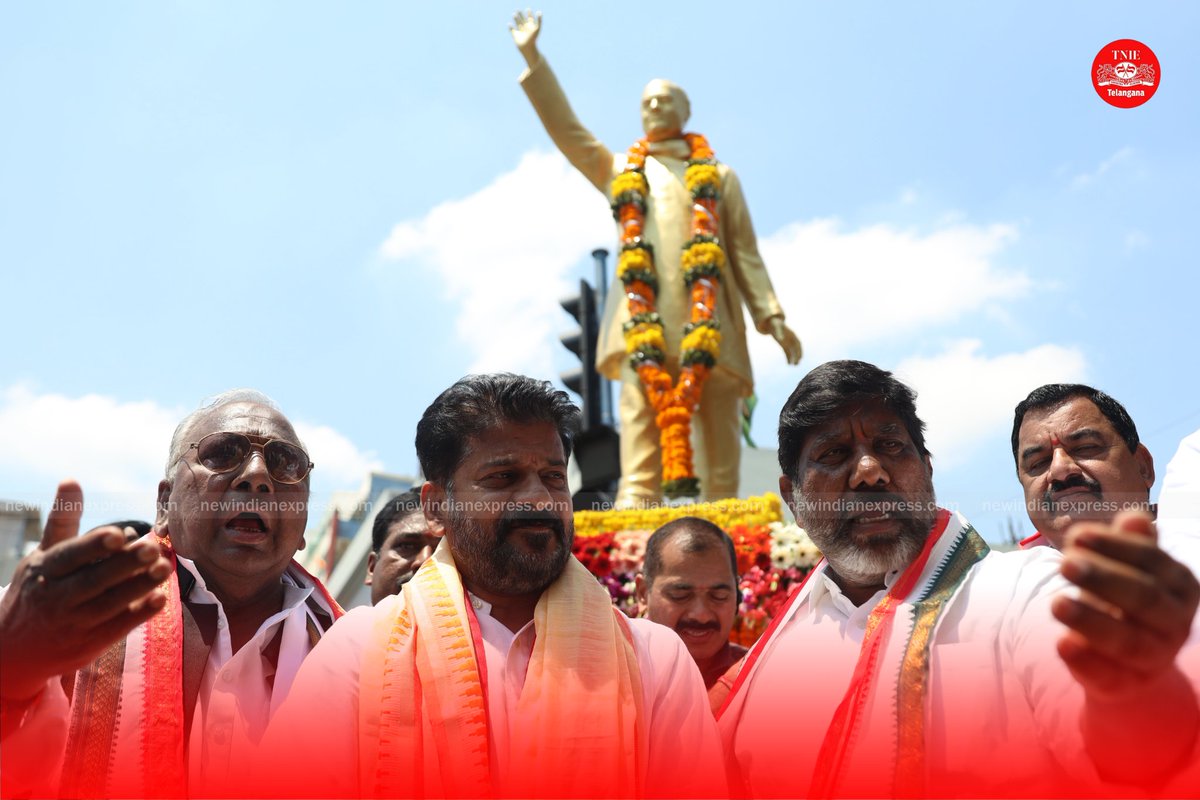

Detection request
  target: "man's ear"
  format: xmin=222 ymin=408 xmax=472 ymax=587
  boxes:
xmin=155 ymin=479 xmax=172 ymax=532
xmin=421 ymin=481 xmax=449 ymax=538
xmin=779 ymin=475 xmax=798 ymax=520
xmin=634 ymin=573 xmax=648 ymax=617
xmin=1135 ymin=444 xmax=1155 ymax=489
xmin=925 ymin=454 xmax=934 ymax=480
xmin=365 ymin=552 xmax=376 ymax=586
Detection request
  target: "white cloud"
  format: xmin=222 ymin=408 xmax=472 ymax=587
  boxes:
xmin=0 ymin=384 xmax=382 ymax=530
xmin=893 ymin=340 xmax=1088 ymax=468
xmin=0 ymin=384 xmax=184 ymax=522
xmin=382 ymin=159 xmax=1045 ymax=459
xmin=378 ymin=150 xmax=614 ymax=377
xmin=294 ymin=422 xmax=384 ymax=489
xmin=748 ymin=217 xmax=1030 ymax=373
xmin=1070 ymin=146 xmax=1134 ymax=189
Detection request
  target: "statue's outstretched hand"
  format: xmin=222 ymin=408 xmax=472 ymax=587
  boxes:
xmin=510 ymin=9 xmax=542 ymax=67
xmin=768 ymin=318 xmax=803 ymax=365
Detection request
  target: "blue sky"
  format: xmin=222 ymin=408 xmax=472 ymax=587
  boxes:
xmin=2 ymin=2 xmax=1197 ymax=543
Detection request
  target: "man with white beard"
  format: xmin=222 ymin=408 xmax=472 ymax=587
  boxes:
xmin=717 ymin=360 xmax=1198 ymax=798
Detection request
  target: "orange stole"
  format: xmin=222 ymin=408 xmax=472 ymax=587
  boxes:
xmin=60 ymin=542 xmax=186 ymax=799
xmin=360 ymin=548 xmax=646 ymax=798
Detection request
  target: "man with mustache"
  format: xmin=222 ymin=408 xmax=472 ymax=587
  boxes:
xmin=1012 ymin=382 xmax=1199 ymax=614
xmin=718 ymin=361 xmax=1198 ymax=797
xmin=0 ymin=390 xmax=342 ymax=798
xmin=267 ymin=374 xmax=724 ymax=798
xmin=636 ymin=517 xmax=747 ymax=708
xmin=364 ymin=489 xmax=438 ymax=605
xmin=1012 ymin=384 xmax=1157 ymax=550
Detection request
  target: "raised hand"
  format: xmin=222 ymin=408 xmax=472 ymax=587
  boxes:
xmin=509 ymin=9 xmax=542 ymax=67
xmin=0 ymin=481 xmax=171 ymax=702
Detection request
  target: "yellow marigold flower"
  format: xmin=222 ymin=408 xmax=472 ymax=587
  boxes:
xmin=572 ymin=492 xmax=784 ymax=539
xmin=682 ymin=241 xmax=727 ymax=271
xmin=684 ymin=164 xmax=720 ymax=192
xmin=617 ymin=247 xmax=652 ymax=277
xmin=625 ymin=326 xmax=666 ymax=354
xmin=611 ymin=171 xmax=649 ymax=198
xmin=682 ymin=326 xmax=722 ymax=356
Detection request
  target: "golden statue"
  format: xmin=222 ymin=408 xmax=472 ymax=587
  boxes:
xmin=511 ymin=11 xmax=802 ymax=507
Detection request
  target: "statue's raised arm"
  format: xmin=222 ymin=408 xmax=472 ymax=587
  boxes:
xmin=509 ymin=10 xmax=542 ymax=70
xmin=510 ymin=10 xmax=615 ymax=192
xmin=510 ymin=10 xmax=802 ymax=506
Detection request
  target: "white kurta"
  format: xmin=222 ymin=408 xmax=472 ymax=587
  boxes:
xmin=1158 ymin=427 xmax=1200 ymax=568
xmin=0 ymin=557 xmax=331 ymax=798
xmin=720 ymin=534 xmax=1113 ymax=798
xmin=266 ymin=590 xmax=728 ymax=798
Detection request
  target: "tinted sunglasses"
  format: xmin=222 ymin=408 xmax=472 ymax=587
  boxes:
xmin=188 ymin=431 xmax=314 ymax=484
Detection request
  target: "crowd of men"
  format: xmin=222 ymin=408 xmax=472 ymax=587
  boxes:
xmin=1 ymin=365 xmax=1198 ymax=797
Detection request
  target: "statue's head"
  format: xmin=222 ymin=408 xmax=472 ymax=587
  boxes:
xmin=641 ymin=79 xmax=690 ymax=142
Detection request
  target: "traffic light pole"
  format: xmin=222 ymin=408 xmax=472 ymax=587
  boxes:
xmin=590 ymin=248 xmax=614 ymax=428
xmin=560 ymin=267 xmax=621 ymax=509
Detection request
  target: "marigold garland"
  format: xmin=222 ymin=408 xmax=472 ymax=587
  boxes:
xmin=611 ymin=133 xmax=726 ymax=498
xmin=573 ymin=492 xmax=783 ymax=540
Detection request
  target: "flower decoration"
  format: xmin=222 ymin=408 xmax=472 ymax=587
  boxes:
xmin=572 ymin=495 xmax=821 ymax=646
xmin=571 ymin=531 xmax=617 ymax=578
xmin=574 ymin=493 xmax=783 ymax=540
xmin=612 ymin=529 xmax=652 ymax=573
xmin=610 ymin=132 xmax=727 ymax=499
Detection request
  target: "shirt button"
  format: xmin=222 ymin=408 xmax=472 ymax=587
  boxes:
xmin=471 ymin=598 xmax=482 ymax=610
xmin=217 ymin=618 xmax=226 ymax=630
xmin=222 ymin=671 xmax=235 ymax=683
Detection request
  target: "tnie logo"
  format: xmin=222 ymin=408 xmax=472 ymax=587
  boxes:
xmin=1092 ymin=39 xmax=1160 ymax=108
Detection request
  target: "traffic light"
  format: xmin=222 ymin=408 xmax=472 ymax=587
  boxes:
xmin=560 ymin=278 xmax=620 ymax=509
xmin=560 ymin=279 xmax=602 ymax=431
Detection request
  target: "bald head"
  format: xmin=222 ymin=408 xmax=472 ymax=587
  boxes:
xmin=641 ymin=79 xmax=690 ymax=141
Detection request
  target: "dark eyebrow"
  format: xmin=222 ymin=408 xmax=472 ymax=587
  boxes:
xmin=479 ymin=456 xmax=519 ymax=469
xmin=1021 ymin=428 xmax=1107 ymax=462
xmin=1020 ymin=442 xmax=1047 ymax=463
xmin=478 ymin=455 xmax=568 ymax=469
xmin=1065 ymin=428 xmax=1105 ymax=443
xmin=808 ymin=431 xmax=846 ymax=450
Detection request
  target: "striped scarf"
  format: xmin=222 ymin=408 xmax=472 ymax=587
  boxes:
xmin=718 ymin=509 xmax=989 ymax=797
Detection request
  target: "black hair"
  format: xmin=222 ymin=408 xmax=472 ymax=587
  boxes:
xmin=370 ymin=489 xmax=423 ymax=554
xmin=415 ymin=373 xmax=581 ymax=486
xmin=777 ymin=360 xmax=930 ymax=481
xmin=108 ymin=520 xmax=153 ymax=539
xmin=1011 ymin=384 xmax=1140 ymax=465
xmin=642 ymin=516 xmax=738 ymax=587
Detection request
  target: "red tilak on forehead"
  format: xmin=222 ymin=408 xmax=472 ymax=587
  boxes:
xmin=1050 ymin=434 xmax=1062 ymax=448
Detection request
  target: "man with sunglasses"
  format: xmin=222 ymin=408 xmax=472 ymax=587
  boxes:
xmin=0 ymin=389 xmax=342 ymax=798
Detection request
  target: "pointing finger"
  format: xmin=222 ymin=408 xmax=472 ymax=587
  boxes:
xmin=41 ymin=481 xmax=84 ymax=550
